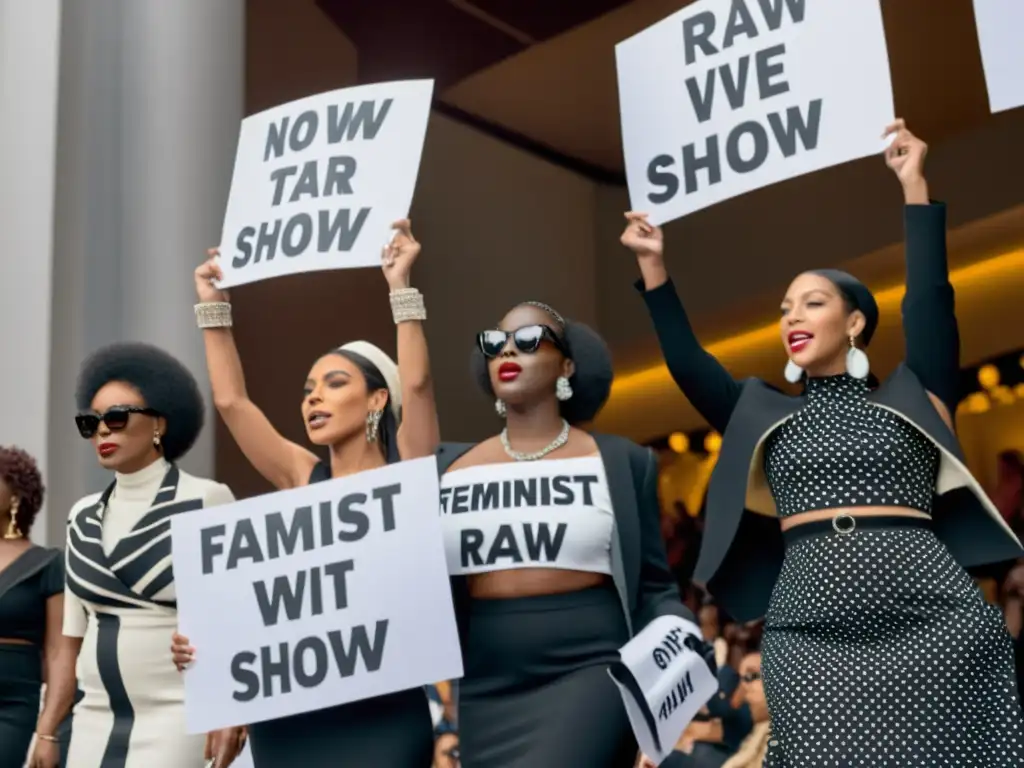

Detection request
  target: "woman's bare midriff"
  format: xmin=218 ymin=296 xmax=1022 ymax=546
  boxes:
xmin=780 ymin=505 xmax=930 ymax=532
xmin=0 ymin=637 xmax=32 ymax=646
xmin=449 ymin=428 xmax=611 ymax=600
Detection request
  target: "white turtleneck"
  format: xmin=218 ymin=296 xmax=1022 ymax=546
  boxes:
xmin=102 ymin=457 xmax=173 ymax=553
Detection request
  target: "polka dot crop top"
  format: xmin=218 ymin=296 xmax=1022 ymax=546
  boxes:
xmin=763 ymin=374 xmax=940 ymax=517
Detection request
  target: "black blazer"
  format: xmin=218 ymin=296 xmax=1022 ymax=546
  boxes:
xmin=435 ymin=432 xmax=695 ymax=645
xmin=637 ymin=203 xmax=1023 ymax=622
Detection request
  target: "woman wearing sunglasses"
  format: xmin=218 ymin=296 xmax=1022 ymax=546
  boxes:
xmin=170 ymin=219 xmax=438 ymax=767
xmin=63 ymin=342 xmax=246 ymax=768
xmin=435 ymin=303 xmax=713 ymax=767
xmin=0 ymin=446 xmax=78 ymax=768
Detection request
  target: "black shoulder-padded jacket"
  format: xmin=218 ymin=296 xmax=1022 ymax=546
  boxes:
xmin=635 ymin=203 xmax=1023 ymax=622
xmin=436 ymin=432 xmax=696 ymax=644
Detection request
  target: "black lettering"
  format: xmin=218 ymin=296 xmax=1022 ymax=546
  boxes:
xmin=233 ymin=227 xmax=255 ymax=268
xmin=755 ymin=0 xmax=805 ymax=30
xmin=281 ymin=213 xmax=313 ymax=257
xmin=451 ymin=485 xmax=470 ymax=515
xmin=524 ymin=522 xmax=567 ymax=562
xmin=486 ymin=524 xmax=523 ymax=565
xmin=573 ymin=475 xmax=599 ymax=506
xmin=767 ymin=100 xmax=822 ymax=156
xmin=373 ymin=483 xmax=401 ymax=531
xmin=755 ymin=44 xmax=789 ymax=100
xmin=200 ymin=525 xmax=226 ymax=575
xmin=539 ymin=476 xmax=551 ymax=506
xmin=226 ymin=519 xmax=265 ymax=570
xmin=269 ymin=165 xmax=298 ymax=206
xmin=682 ymin=136 xmax=723 ymax=194
xmin=293 ymin=636 xmax=329 ymax=688
xmin=550 ymin=475 xmax=575 ymax=505
xmin=319 ymin=500 xmax=333 ymax=546
xmin=502 ymin=480 xmax=512 ymax=508
xmin=719 ymin=56 xmax=751 ymax=112
xmin=317 ymin=208 xmax=371 ymax=253
xmin=439 ymin=487 xmax=452 ymax=515
xmin=461 ymin=529 xmax=484 ymax=567
xmin=254 ymin=219 xmax=281 ymax=264
xmin=252 ymin=570 xmax=306 ymax=626
xmin=327 ymin=100 xmax=393 ymax=143
xmin=290 ymin=110 xmax=319 ymax=152
xmin=265 ymin=507 xmax=314 ymax=560
xmin=260 ymin=642 xmax=292 ymax=697
xmin=309 ymin=565 xmax=323 ymax=616
xmin=682 ymin=11 xmax=718 ymax=65
xmin=723 ymin=0 xmax=759 ymax=48
xmin=289 ymin=161 xmax=320 ymax=202
xmin=323 ymin=559 xmax=355 ymax=610
xmin=264 ymin=118 xmax=288 ymax=161
xmin=337 ymin=493 xmax=370 ymax=542
xmin=327 ymin=620 xmax=389 ymax=676
xmin=647 ymin=155 xmax=679 ymax=204
xmin=685 ymin=70 xmax=716 ymax=124
xmin=323 ymin=156 xmax=357 ymax=195
xmin=512 ymin=478 xmax=537 ymax=507
xmin=230 ymin=652 xmax=260 ymax=702
xmin=725 ymin=121 xmax=769 ymax=174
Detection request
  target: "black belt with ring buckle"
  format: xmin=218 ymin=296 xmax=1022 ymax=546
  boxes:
xmin=783 ymin=513 xmax=932 ymax=547
xmin=832 ymin=513 xmax=857 ymax=535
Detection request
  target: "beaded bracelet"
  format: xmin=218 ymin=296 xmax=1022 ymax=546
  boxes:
xmin=389 ymin=288 xmax=427 ymax=324
xmin=195 ymin=302 xmax=233 ymax=329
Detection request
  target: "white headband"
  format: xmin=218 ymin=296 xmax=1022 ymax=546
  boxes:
xmin=336 ymin=341 xmax=402 ymax=420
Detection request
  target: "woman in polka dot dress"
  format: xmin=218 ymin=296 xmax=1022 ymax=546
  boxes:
xmin=623 ymin=119 xmax=1024 ymax=766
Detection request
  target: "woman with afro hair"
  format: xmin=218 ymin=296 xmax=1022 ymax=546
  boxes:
xmin=171 ymin=220 xmax=440 ymax=767
xmin=0 ymin=446 xmax=78 ymax=768
xmin=434 ymin=301 xmax=714 ymax=767
xmin=63 ymin=342 xmax=245 ymax=768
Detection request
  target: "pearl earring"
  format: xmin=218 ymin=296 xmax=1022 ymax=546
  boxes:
xmin=495 ymin=399 xmax=507 ymax=418
xmin=846 ymin=336 xmax=870 ymax=380
xmin=784 ymin=360 xmax=804 ymax=384
xmin=555 ymin=376 xmax=573 ymax=401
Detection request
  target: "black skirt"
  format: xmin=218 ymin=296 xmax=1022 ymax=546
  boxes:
xmin=246 ymin=687 xmax=433 ymax=767
xmin=762 ymin=523 xmax=1024 ymax=766
xmin=0 ymin=644 xmax=41 ymax=768
xmin=459 ymin=584 xmax=637 ymax=767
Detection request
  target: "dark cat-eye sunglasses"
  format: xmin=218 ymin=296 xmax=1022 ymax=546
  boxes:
xmin=75 ymin=406 xmax=160 ymax=439
xmin=477 ymin=324 xmax=568 ymax=358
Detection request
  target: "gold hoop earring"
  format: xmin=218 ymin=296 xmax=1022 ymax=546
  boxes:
xmin=4 ymin=497 xmax=22 ymax=539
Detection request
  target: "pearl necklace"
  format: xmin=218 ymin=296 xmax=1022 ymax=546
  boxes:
xmin=500 ymin=419 xmax=570 ymax=461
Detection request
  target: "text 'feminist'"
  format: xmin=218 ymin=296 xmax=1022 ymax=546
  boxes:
xmin=648 ymin=0 xmax=818 ymax=202
xmin=233 ymin=99 xmax=393 ymax=268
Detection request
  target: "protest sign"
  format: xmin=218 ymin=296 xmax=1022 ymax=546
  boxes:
xmin=440 ymin=456 xmax=613 ymax=576
xmin=616 ymin=0 xmax=894 ymax=226
xmin=973 ymin=0 xmax=1024 ymax=113
xmin=216 ymin=79 xmax=434 ymax=288
xmin=171 ymin=457 xmax=462 ymax=734
xmin=609 ymin=615 xmax=718 ymax=765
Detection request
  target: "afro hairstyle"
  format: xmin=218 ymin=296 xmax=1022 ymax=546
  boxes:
xmin=76 ymin=342 xmax=205 ymax=462
xmin=471 ymin=308 xmax=614 ymax=425
xmin=0 ymin=446 xmax=45 ymax=536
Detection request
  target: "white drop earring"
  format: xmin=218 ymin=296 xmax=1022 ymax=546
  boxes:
xmin=846 ymin=336 xmax=870 ymax=380
xmin=555 ymin=376 xmax=573 ymax=401
xmin=495 ymin=399 xmax=507 ymax=418
xmin=784 ymin=360 xmax=804 ymax=384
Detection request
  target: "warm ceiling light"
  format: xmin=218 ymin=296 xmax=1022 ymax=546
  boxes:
xmin=963 ymin=392 xmax=992 ymax=414
xmin=704 ymin=432 xmax=722 ymax=453
xmin=991 ymin=385 xmax=1015 ymax=406
xmin=668 ymin=432 xmax=689 ymax=454
xmin=978 ymin=364 xmax=1000 ymax=390
xmin=1014 ymin=383 xmax=1024 ymax=398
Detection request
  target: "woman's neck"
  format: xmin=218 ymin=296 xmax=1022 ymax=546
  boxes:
xmin=328 ymin=437 xmax=387 ymax=479
xmin=503 ymin=399 xmax=566 ymax=452
xmin=803 ymin=352 xmax=848 ymax=379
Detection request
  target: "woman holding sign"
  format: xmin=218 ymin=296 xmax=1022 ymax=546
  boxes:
xmin=172 ymin=219 xmax=437 ymax=767
xmin=63 ymin=343 xmax=246 ymax=768
xmin=435 ymin=303 xmax=715 ymax=767
xmin=624 ymin=121 xmax=1024 ymax=765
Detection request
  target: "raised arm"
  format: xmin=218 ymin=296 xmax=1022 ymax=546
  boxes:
xmin=883 ymin=121 xmax=959 ymax=419
xmin=622 ymin=213 xmax=742 ymax=435
xmin=382 ymin=220 xmax=440 ymax=460
xmin=194 ymin=254 xmax=318 ymax=490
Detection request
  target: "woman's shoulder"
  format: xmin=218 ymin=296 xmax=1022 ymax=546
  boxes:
xmin=67 ymin=490 xmax=103 ymax=521
xmin=175 ymin=469 xmax=236 ymax=506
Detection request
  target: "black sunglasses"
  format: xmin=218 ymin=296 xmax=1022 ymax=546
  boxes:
xmin=75 ymin=406 xmax=160 ymax=439
xmin=477 ymin=324 xmax=568 ymax=358
xmin=741 ymin=671 xmax=762 ymax=683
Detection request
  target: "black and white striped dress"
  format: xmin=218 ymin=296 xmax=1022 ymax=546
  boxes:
xmin=63 ymin=457 xmax=235 ymax=768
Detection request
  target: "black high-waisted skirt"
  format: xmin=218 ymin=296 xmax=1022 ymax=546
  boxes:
xmin=762 ymin=520 xmax=1024 ymax=766
xmin=0 ymin=644 xmax=41 ymax=768
xmin=246 ymin=687 xmax=433 ymax=767
xmin=459 ymin=584 xmax=637 ymax=767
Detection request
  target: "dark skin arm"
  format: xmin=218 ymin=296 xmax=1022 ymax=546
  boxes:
xmin=30 ymin=595 xmax=80 ymax=768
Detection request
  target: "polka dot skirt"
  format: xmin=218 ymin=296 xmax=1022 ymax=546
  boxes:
xmin=765 ymin=374 xmax=940 ymax=516
xmin=762 ymin=527 xmax=1024 ymax=766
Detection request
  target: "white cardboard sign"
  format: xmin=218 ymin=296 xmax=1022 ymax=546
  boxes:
xmin=973 ymin=0 xmax=1024 ymax=113
xmin=171 ymin=457 xmax=463 ymax=733
xmin=216 ymin=79 xmax=434 ymax=288
xmin=616 ymin=0 xmax=894 ymax=225
xmin=609 ymin=615 xmax=718 ymax=765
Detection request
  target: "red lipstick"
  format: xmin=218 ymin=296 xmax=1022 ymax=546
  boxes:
xmin=498 ymin=362 xmax=521 ymax=382
xmin=98 ymin=443 xmax=118 ymax=458
xmin=788 ymin=331 xmax=813 ymax=353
